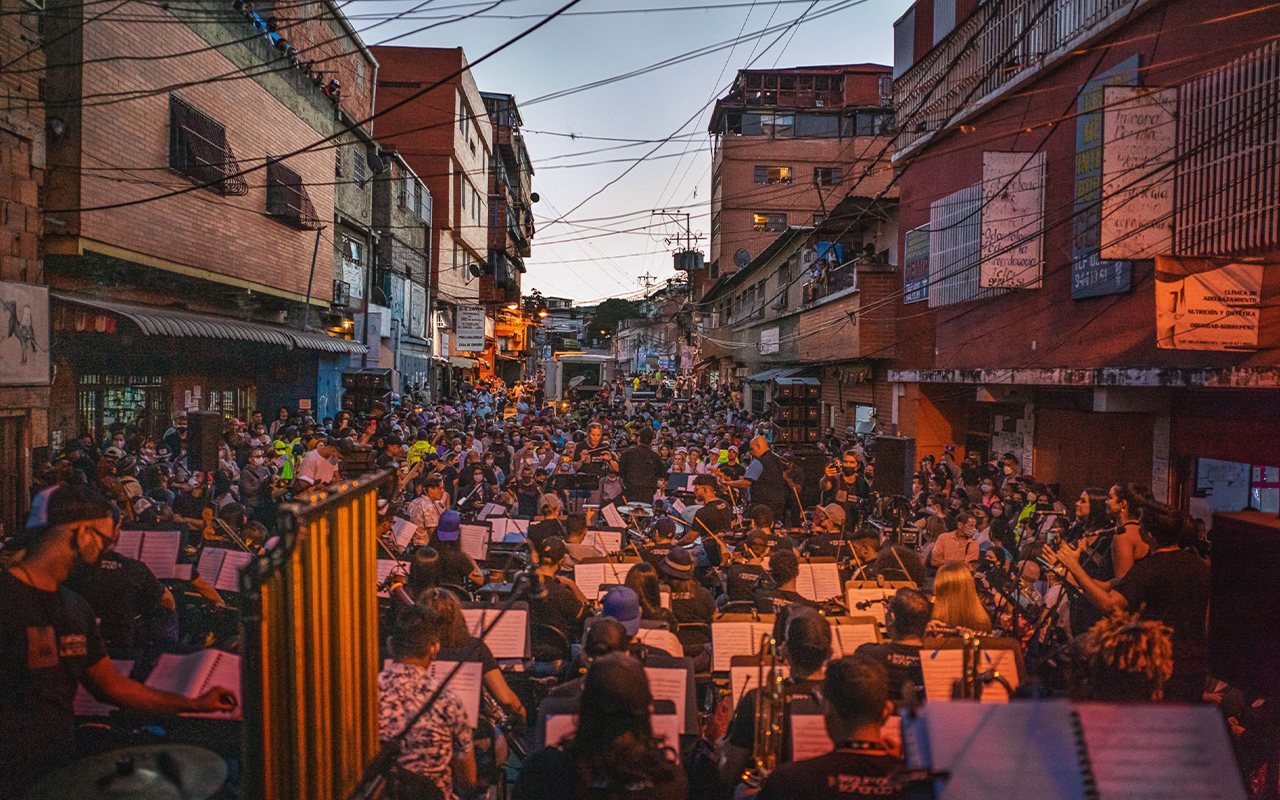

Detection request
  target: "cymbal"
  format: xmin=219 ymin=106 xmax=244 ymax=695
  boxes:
xmin=617 ymin=503 xmax=654 ymax=516
xmin=26 ymin=745 xmax=227 ymax=800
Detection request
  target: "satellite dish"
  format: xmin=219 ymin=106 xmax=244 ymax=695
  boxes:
xmin=734 ymin=248 xmax=752 ymax=269
xmin=468 ymin=263 xmax=486 ymax=278
xmin=367 ymin=150 xmax=386 ymax=175
xmin=529 ymin=192 xmax=540 ymax=203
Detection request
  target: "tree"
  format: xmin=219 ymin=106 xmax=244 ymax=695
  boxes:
xmin=589 ymin=298 xmax=641 ymax=340
xmin=522 ymin=288 xmax=546 ymax=314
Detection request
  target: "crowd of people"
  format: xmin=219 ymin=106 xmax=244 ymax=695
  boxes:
xmin=1 ymin=371 xmax=1267 ymax=800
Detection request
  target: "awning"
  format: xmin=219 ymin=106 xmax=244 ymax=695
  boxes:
xmin=775 ymin=376 xmax=820 ymax=386
xmin=448 ymin=356 xmax=476 ymax=369
xmin=691 ymin=357 xmax=716 ymax=375
xmin=745 ymin=366 xmax=802 ymax=383
xmin=53 ymin=292 xmax=367 ymax=354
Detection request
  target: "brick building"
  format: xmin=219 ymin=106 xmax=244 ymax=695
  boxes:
xmin=371 ymin=46 xmax=492 ymax=394
xmin=889 ymin=0 xmax=1280 ymax=514
xmin=699 ymin=64 xmax=895 ymax=302
xmin=42 ymin=0 xmax=374 ymax=444
xmin=371 ymin=150 xmax=432 ymax=390
xmin=0 ymin=0 xmax=48 ymax=533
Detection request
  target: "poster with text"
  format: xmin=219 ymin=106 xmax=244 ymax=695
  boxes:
xmin=1102 ymin=86 xmax=1177 ymax=260
xmin=1155 ymin=258 xmax=1262 ymax=350
xmin=455 ymin=305 xmax=486 ymax=352
xmin=0 ymin=281 xmax=49 ymax=386
xmin=903 ymin=225 xmax=930 ymax=304
xmin=980 ymin=152 xmax=1045 ymax=290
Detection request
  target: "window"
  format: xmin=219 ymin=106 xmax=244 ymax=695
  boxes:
xmin=795 ymin=114 xmax=840 ymax=138
xmin=352 ymin=150 xmax=367 ymax=187
xmin=335 ymin=152 xmax=343 ymax=178
xmin=753 ymin=213 xmax=787 ymax=232
xmin=341 ymin=235 xmax=365 ymax=300
xmin=848 ymin=110 xmax=893 ymax=136
xmin=711 ymin=212 xmax=721 ymax=241
xmin=398 ymin=171 xmax=409 ymax=208
xmin=168 ymin=95 xmax=246 ymax=195
xmin=814 ymin=167 xmax=843 ymax=187
xmin=265 ymin=158 xmax=322 ymax=229
xmin=415 ymin=181 xmax=426 ymax=221
xmin=753 ymin=165 xmax=792 ymax=184
xmin=460 ymin=96 xmax=469 ymax=136
xmin=712 ymin=166 xmax=722 ymax=195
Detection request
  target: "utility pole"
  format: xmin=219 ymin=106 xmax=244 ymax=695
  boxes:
xmin=655 ymin=208 xmax=705 ymax=274
xmin=638 ymin=272 xmax=657 ymax=290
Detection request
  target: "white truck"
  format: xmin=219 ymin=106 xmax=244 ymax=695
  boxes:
xmin=543 ymin=352 xmax=614 ymax=405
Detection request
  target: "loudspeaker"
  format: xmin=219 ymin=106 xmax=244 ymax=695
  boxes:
xmin=872 ymin=436 xmax=915 ymax=498
xmin=1208 ymin=512 xmax=1280 ymax=697
xmin=186 ymin=411 xmax=223 ymax=474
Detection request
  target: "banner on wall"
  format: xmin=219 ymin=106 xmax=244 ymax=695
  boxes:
xmin=1101 ymin=86 xmax=1177 ymax=260
xmin=455 ymin=306 xmax=485 ymax=352
xmin=1154 ymin=256 xmax=1262 ymax=350
xmin=980 ymin=151 xmax=1046 ymax=290
xmin=0 ymin=281 xmax=49 ymax=386
xmin=903 ymin=225 xmax=930 ymax=304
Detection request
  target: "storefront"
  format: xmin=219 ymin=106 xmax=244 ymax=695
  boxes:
xmin=50 ymin=293 xmax=366 ymax=443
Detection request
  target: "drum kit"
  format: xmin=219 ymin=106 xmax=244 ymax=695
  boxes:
xmin=26 ymin=745 xmax=227 ymax=800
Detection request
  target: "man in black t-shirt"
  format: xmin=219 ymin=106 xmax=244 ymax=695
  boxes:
xmin=850 ymin=529 xmax=926 ymax=586
xmin=639 ymin=517 xmax=678 ymax=569
xmin=1050 ymin=504 xmax=1211 ymax=703
xmin=659 ymin=548 xmax=716 ymax=624
xmin=855 ymin=588 xmax=929 ymax=704
xmin=720 ymin=609 xmax=832 ymax=790
xmin=754 ymin=548 xmax=821 ymax=615
xmin=2 ymin=485 xmax=236 ymax=798
xmin=528 ymin=537 xmax=587 ymax=641
xmin=617 ymin=426 xmax=666 ymax=505
xmin=684 ymin=475 xmax=734 ymax=550
xmin=64 ymin=549 xmax=174 ymax=653
xmin=724 ymin=532 xmax=770 ymax=602
xmin=755 ymin=654 xmax=904 ymax=800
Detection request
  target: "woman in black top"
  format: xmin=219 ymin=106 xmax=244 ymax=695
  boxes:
xmin=515 ymin=652 xmax=686 ymax=800
xmin=417 ymin=588 xmax=525 ymax=725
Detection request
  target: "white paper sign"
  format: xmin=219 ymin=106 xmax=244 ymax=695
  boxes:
xmin=1155 ymin=260 xmax=1262 ymax=351
xmin=455 ymin=306 xmax=486 ymax=352
xmin=980 ymin=151 xmax=1045 ymax=289
xmin=1101 ymin=86 xmax=1177 ymax=259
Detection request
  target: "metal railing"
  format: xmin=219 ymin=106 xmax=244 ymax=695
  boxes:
xmin=802 ymin=260 xmax=858 ymax=305
xmin=894 ymin=0 xmax=1145 ymax=155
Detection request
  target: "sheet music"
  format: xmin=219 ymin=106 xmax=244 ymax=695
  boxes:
xmin=660 ymin=589 xmax=670 ymax=610
xmin=459 ymin=524 xmax=490 ymax=561
xmin=74 ymin=659 xmax=133 ymax=716
xmin=644 ymin=667 xmax=688 ymax=732
xmin=601 ymin=504 xmax=626 ymax=528
xmin=478 ymin=503 xmax=505 ymax=521
xmin=545 ymin=714 xmax=578 ymax=748
xmin=462 ymin=607 xmax=529 ymax=659
xmin=712 ymin=621 xmax=775 ymax=672
xmin=651 ymin=711 xmax=681 ymax=754
xmin=844 ymin=587 xmax=896 ymax=625
xmin=1076 ymin=703 xmax=1247 ymax=800
xmin=197 ymin=548 xmax=255 ymax=593
xmin=794 ymin=563 xmax=842 ymax=601
xmin=172 ymin=563 xmax=193 ymax=581
xmin=582 ymin=530 xmax=622 ymax=553
xmin=920 ymin=646 xmax=1019 ymax=702
xmin=790 ymin=713 xmax=834 ymax=761
xmin=634 ymin=628 xmax=682 ymax=657
xmin=670 ymin=498 xmax=687 ymax=514
xmin=828 ymin=620 xmax=880 ymax=658
xmin=390 ymin=518 xmax=417 ymax=550
xmin=376 ymin=559 xmax=405 ymax=598
xmin=145 ymin=650 xmax=242 ymax=720
xmin=115 ymin=530 xmax=145 ymax=560
xmin=914 ymin=701 xmax=1089 ymax=800
xmin=137 ymin=530 xmax=182 ymax=580
xmin=573 ymin=562 xmax=635 ymax=600
xmin=429 ymin=660 xmax=484 ymax=728
xmin=488 ymin=517 xmax=528 ymax=542
xmin=729 ymin=661 xmax=790 ymax=712
xmin=668 ymin=474 xmax=691 ymax=493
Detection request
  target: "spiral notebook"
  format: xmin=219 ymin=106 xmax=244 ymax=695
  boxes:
xmin=902 ymin=700 xmax=1246 ymax=800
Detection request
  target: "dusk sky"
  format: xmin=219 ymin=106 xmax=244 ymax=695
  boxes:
xmin=351 ymin=0 xmax=910 ymax=302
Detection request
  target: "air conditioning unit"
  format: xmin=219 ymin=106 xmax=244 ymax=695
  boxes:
xmin=332 ymin=280 xmax=351 ymax=308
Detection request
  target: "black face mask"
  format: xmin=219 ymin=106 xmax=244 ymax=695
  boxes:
xmin=843 ymin=466 xmax=858 ymax=477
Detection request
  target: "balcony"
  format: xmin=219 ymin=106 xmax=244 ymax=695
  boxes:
xmin=801 ymin=260 xmax=858 ymax=306
xmin=895 ymin=0 xmax=1148 ymax=157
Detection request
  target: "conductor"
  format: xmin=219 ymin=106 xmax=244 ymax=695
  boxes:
xmin=724 ymin=436 xmax=789 ymax=520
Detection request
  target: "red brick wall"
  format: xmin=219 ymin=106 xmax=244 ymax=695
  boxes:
xmin=0 ymin=0 xmax=44 ymax=284
xmin=818 ymin=364 xmax=896 ymax=433
xmin=268 ymin=4 xmax=375 ymax=123
xmin=64 ymin=7 xmax=336 ymax=300
xmin=894 ymin=0 xmax=1280 ymax=374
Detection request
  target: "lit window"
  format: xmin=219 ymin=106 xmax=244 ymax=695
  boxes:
xmin=753 ymin=213 xmax=786 ymax=232
xmin=753 ymin=166 xmax=792 ymax=184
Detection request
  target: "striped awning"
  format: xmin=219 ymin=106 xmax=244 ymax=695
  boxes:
xmin=53 ymin=292 xmax=367 ymax=354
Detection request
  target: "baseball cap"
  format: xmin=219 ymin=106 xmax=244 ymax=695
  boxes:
xmin=821 ymin=503 xmax=847 ymax=526
xmin=601 ymin=587 xmax=642 ymax=637
xmin=659 ymin=547 xmax=694 ymax=581
xmin=654 ymin=517 xmax=677 ymax=538
xmin=436 ymin=510 xmax=461 ymax=541
xmin=538 ymin=493 xmax=561 ymax=514
xmin=538 ymin=536 xmax=567 ymax=564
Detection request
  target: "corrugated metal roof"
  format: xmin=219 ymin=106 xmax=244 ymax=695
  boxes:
xmin=52 ymin=292 xmax=367 ymax=354
xmin=745 ymin=366 xmax=802 ymax=382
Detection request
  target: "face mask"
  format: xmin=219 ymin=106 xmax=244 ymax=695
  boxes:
xmin=251 ymin=457 xmax=264 ymax=466
xmin=328 ymin=457 xmax=339 ymax=466
xmin=982 ymin=484 xmax=993 ymax=492
xmin=842 ymin=466 xmax=858 ymax=477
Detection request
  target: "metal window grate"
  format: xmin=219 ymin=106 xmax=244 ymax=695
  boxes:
xmin=928 ymin=183 xmax=1006 ymax=307
xmin=169 ymin=95 xmax=247 ymax=196
xmin=1175 ymin=39 xmax=1280 ymax=257
xmin=266 ymin=159 xmax=322 ymax=230
xmin=352 ymin=150 xmax=367 ymax=188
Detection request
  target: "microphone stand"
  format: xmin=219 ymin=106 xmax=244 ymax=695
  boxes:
xmin=347 ymin=568 xmax=538 ymax=800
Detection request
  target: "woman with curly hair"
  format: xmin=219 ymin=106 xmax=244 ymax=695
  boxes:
xmin=1073 ymin=611 xmax=1173 ymax=702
